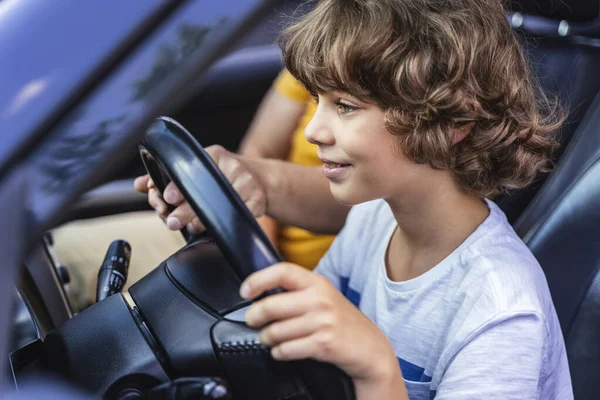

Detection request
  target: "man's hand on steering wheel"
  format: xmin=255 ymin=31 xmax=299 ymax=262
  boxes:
xmin=134 ymin=145 xmax=267 ymax=234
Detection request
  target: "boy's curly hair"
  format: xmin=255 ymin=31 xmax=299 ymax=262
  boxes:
xmin=279 ymin=0 xmax=563 ymax=198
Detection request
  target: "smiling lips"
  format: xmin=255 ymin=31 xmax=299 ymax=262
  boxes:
xmin=321 ymin=159 xmax=352 ymax=180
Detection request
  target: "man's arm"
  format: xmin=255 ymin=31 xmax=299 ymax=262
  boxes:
xmin=238 ymin=86 xmax=307 ymax=246
xmin=238 ymin=86 xmax=306 ymax=159
xmin=138 ymin=148 xmax=350 ymax=236
xmin=241 ymin=156 xmax=350 ymax=235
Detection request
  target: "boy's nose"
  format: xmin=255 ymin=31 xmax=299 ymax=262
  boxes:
xmin=304 ymin=107 xmax=335 ymax=146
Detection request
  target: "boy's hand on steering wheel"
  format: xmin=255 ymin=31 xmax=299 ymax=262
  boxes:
xmin=133 ymin=145 xmax=267 ymax=234
xmin=241 ymin=263 xmax=404 ymax=392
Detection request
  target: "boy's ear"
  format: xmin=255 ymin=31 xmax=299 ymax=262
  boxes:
xmin=452 ymin=122 xmax=475 ymax=145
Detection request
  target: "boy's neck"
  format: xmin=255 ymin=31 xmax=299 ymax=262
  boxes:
xmin=384 ymin=185 xmax=489 ymax=282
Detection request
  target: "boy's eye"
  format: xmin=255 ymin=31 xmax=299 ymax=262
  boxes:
xmin=335 ymin=101 xmax=356 ymax=115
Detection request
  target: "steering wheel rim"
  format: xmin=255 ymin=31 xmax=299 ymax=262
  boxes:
xmin=139 ymin=116 xmax=282 ymax=282
xmin=137 ymin=117 xmax=355 ymax=400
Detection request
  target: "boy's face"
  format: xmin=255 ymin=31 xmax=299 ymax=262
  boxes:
xmin=305 ymin=91 xmax=432 ymax=206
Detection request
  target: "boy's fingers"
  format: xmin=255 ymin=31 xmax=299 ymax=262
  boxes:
xmin=240 ymin=263 xmax=313 ymax=299
xmin=245 ymin=290 xmax=310 ymax=328
xmin=258 ymin=312 xmax=321 ymax=347
xmin=271 ymin=332 xmax=329 ymax=361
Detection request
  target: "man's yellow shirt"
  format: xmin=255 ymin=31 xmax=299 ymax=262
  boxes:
xmin=272 ymin=70 xmax=335 ymax=270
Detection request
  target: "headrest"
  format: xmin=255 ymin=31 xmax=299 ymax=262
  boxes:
xmin=510 ymin=0 xmax=599 ymax=22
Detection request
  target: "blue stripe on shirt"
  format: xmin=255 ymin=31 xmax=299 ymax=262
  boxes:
xmin=398 ymin=357 xmax=432 ymax=382
xmin=339 ymin=277 xmax=361 ymax=307
xmin=339 ymin=278 xmax=434 ymax=390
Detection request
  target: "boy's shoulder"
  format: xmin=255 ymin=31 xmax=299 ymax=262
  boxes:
xmin=437 ymin=229 xmax=564 ymax=381
xmin=336 ymin=199 xmax=555 ymax=317
xmin=434 ymin=204 xmax=562 ymax=373
xmin=453 ymin=202 xmax=555 ymax=321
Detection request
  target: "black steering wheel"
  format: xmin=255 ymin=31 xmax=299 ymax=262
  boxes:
xmin=136 ymin=117 xmax=356 ymax=399
xmin=42 ymin=117 xmax=355 ymax=399
xmin=139 ymin=116 xmax=280 ymax=282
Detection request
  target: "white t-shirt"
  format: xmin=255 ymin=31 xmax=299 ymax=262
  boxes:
xmin=315 ymin=199 xmax=573 ymax=399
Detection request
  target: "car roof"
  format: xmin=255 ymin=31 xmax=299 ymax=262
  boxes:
xmin=0 ymin=0 xmax=171 ymax=176
xmin=0 ymin=0 xmax=280 ymax=235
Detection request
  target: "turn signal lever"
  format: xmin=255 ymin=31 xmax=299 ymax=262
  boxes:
xmin=96 ymin=240 xmax=131 ymax=302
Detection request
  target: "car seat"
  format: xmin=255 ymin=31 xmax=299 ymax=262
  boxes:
xmin=497 ymin=0 xmax=600 ymax=223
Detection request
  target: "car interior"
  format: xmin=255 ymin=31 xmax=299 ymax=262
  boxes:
xmin=6 ymin=0 xmax=600 ymax=398
xmin=505 ymin=1 xmax=600 ymax=398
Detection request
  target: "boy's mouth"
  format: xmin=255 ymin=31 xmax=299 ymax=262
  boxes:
xmin=322 ymin=162 xmax=352 ymax=180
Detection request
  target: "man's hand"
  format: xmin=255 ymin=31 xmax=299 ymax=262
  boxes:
xmin=133 ymin=145 xmax=267 ymax=233
xmin=240 ymin=263 xmax=406 ymax=398
xmin=135 ymin=143 xmax=349 ymax=235
xmin=133 ymin=174 xmax=152 ymax=194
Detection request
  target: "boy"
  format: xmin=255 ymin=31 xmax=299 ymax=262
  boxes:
xmin=136 ymin=0 xmax=572 ymax=398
